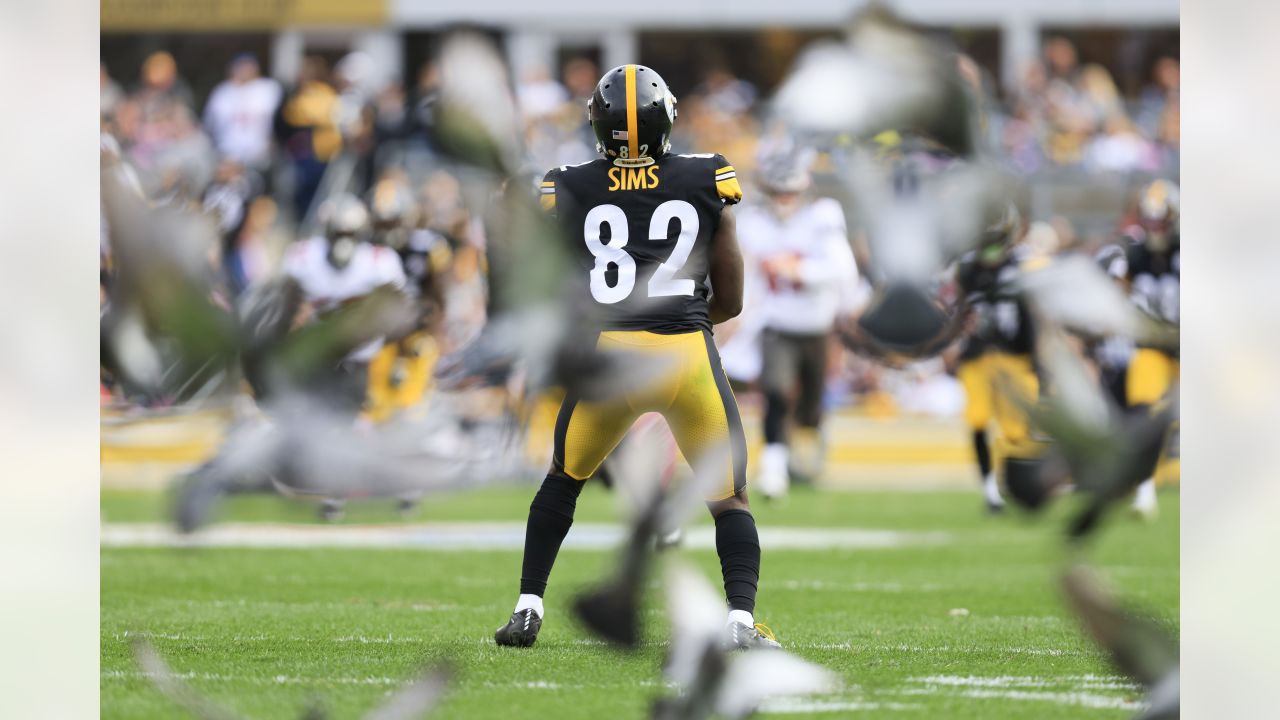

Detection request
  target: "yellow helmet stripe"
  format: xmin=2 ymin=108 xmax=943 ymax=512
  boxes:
xmin=625 ymin=64 xmax=639 ymax=159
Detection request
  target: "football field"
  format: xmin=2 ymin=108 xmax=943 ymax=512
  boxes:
xmin=100 ymin=485 xmax=1178 ymax=718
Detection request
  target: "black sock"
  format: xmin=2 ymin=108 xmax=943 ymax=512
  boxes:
xmin=972 ymin=429 xmax=992 ymax=479
xmin=714 ymin=509 xmax=761 ymax=614
xmin=763 ymin=390 xmax=788 ymax=445
xmin=1128 ymin=403 xmax=1165 ymax=483
xmin=519 ymin=473 xmax=584 ymax=597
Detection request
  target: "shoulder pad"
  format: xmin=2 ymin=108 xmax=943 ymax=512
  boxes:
xmin=539 ymin=167 xmax=560 ymax=212
xmin=712 ymin=154 xmax=742 ymax=204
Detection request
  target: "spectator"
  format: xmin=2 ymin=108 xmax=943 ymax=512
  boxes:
xmin=1138 ymin=55 xmax=1179 ymax=170
xmin=275 ymin=56 xmax=342 ymax=220
xmin=1043 ymin=36 xmax=1081 ymax=85
xmin=372 ymin=78 xmax=412 ymax=145
xmin=203 ymin=54 xmax=282 ymax=173
xmin=1077 ymin=64 xmax=1124 ymax=128
xmin=516 ymin=65 xmax=568 ymax=120
xmin=333 ymin=52 xmax=379 ymax=189
xmin=408 ymin=60 xmax=442 ymax=151
xmin=151 ymin=102 xmax=217 ymax=203
xmin=134 ymin=51 xmax=194 ymax=114
xmin=561 ymin=56 xmax=599 ymax=106
xmin=552 ymin=56 xmax=601 ymax=161
xmin=693 ymin=65 xmax=757 ymax=116
xmin=1040 ymin=39 xmax=1097 ymax=164
xmin=1084 ymin=113 xmax=1159 ymax=173
xmin=524 ymin=61 xmax=594 ymax=170
xmin=334 ymin=51 xmax=378 ymax=143
xmin=225 ymin=196 xmax=279 ymax=294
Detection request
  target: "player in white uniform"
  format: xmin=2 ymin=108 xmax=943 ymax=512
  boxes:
xmin=283 ymin=193 xmax=406 ymax=413
xmin=734 ymin=149 xmax=859 ymax=499
xmin=202 ymin=54 xmax=282 ymax=173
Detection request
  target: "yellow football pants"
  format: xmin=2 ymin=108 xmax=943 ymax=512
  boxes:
xmin=365 ymin=332 xmax=439 ymax=423
xmin=1126 ymin=348 xmax=1179 ymax=406
xmin=1126 ymin=348 xmax=1180 ymax=485
xmin=552 ymin=330 xmax=747 ymax=501
xmin=958 ymin=352 xmax=1042 ymax=459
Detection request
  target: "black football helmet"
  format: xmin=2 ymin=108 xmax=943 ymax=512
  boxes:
xmin=367 ymin=177 xmax=417 ymax=250
xmin=1137 ymin=179 xmax=1179 ymax=252
xmin=588 ymin=64 xmax=676 ymax=164
xmin=977 ymin=201 xmax=1021 ymax=267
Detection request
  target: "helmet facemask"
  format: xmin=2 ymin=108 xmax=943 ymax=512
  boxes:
xmin=327 ymin=235 xmax=358 ymax=269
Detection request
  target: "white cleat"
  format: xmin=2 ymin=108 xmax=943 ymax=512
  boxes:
xmin=983 ymin=472 xmax=1006 ymax=513
xmin=757 ymin=443 xmax=790 ymax=500
xmin=1131 ymin=478 xmax=1158 ymax=520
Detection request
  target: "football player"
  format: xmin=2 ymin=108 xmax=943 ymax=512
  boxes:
xmin=1089 ymin=244 xmax=1136 ymax=409
xmin=282 ymin=193 xmax=406 ymax=414
xmin=1118 ymin=179 xmax=1180 ymax=518
xmin=364 ymin=176 xmax=450 ymax=423
xmin=735 ymin=147 xmax=858 ymax=499
xmin=952 ymin=203 xmax=1041 ymax=512
xmin=496 ymin=64 xmax=778 ymax=650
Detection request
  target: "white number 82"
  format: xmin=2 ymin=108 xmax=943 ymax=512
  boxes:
xmin=583 ymin=200 xmax=699 ymax=304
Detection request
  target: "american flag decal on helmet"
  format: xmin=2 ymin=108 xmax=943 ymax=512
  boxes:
xmin=612 ymin=130 xmax=629 ymax=140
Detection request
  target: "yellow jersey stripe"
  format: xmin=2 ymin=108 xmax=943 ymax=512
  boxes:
xmin=716 ymin=176 xmax=743 ymax=202
xmin=715 ymin=165 xmax=734 ymax=174
xmin=625 ymin=64 xmax=639 ymax=159
xmin=541 ymin=181 xmax=555 ymax=187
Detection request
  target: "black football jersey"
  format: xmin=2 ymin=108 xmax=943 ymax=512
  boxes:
xmin=1124 ymin=239 xmax=1179 ymax=326
xmin=540 ymin=153 xmax=742 ymax=334
xmin=955 ymin=247 xmax=1035 ymax=356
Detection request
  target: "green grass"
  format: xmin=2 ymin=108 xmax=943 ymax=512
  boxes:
xmin=102 ymin=487 xmax=1178 ymax=718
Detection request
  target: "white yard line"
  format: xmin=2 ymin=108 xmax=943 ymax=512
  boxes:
xmin=758 ymin=697 xmax=921 ymax=713
xmin=873 ymin=643 xmax=1094 ymax=658
xmin=102 ymin=669 xmax=403 ymax=686
xmin=104 ymin=669 xmax=579 ymax=691
xmin=901 ymin=674 xmax=1144 ymax=711
xmin=101 ymin=522 xmax=950 ymax=551
xmin=901 ymin=686 xmax=1144 ymax=711
xmin=911 ymin=675 xmax=1139 ymax=690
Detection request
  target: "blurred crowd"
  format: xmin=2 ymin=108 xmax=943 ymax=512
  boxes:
xmin=998 ymin=37 xmax=1179 ymax=175
xmin=99 ymin=33 xmax=1178 ymax=418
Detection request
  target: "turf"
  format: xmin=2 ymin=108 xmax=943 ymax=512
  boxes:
xmin=101 ymin=486 xmax=1178 ymax=718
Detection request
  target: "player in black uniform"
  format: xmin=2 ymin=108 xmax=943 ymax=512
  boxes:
xmin=1088 ymin=244 xmax=1136 ymax=408
xmin=1117 ymin=179 xmax=1180 ymax=517
xmin=364 ymin=176 xmax=452 ymax=422
xmin=496 ymin=64 xmax=778 ymax=650
xmin=953 ymin=204 xmax=1043 ymax=512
